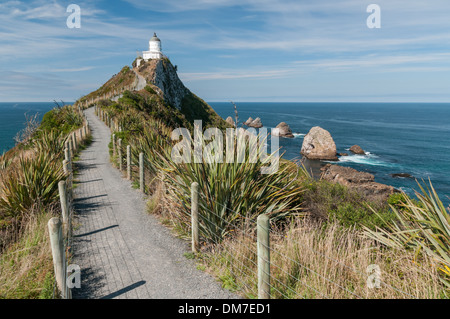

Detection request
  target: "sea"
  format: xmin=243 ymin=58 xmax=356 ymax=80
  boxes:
xmin=1 ymin=101 xmax=449 ymax=206
xmin=0 ymin=102 xmax=60 ymax=154
xmin=210 ymin=102 xmax=450 ymax=206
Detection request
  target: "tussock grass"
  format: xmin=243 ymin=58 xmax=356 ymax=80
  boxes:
xmin=200 ymin=219 xmax=446 ymax=299
xmin=100 ymin=100 xmax=450 ymax=299
xmin=0 ymin=208 xmax=55 ymax=299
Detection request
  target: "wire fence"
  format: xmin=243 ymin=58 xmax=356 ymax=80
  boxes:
xmin=48 ymin=106 xmax=90 ymax=299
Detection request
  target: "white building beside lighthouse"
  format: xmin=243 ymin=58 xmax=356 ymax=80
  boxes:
xmin=142 ymin=33 xmax=163 ymax=60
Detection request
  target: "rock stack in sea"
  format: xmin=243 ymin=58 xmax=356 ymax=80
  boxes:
xmin=301 ymin=126 xmax=338 ymax=161
xmin=247 ymin=117 xmax=263 ymax=128
xmin=272 ymin=122 xmax=294 ymax=138
xmin=225 ymin=116 xmax=235 ymax=127
xmin=244 ymin=117 xmax=253 ymax=126
xmin=349 ymin=145 xmax=365 ymax=155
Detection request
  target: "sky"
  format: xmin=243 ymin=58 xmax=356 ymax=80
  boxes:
xmin=1 ymin=0 xmax=450 ymax=102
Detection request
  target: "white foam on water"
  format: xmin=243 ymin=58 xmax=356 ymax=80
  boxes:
xmin=293 ymin=133 xmax=305 ymax=138
xmin=337 ymin=153 xmax=398 ymax=168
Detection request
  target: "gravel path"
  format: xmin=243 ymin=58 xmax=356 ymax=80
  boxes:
xmin=132 ymin=69 xmax=147 ymax=91
xmin=71 ymin=107 xmax=237 ymax=299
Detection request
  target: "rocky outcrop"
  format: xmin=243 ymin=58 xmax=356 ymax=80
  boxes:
xmin=226 ymin=116 xmax=235 ymax=127
xmin=248 ymin=117 xmax=263 ymax=128
xmin=134 ymin=59 xmax=227 ymax=129
xmin=137 ymin=59 xmax=189 ymax=110
xmin=349 ymin=145 xmax=365 ymax=155
xmin=391 ymin=173 xmax=414 ymax=179
xmin=244 ymin=117 xmax=253 ymax=126
xmin=301 ymin=126 xmax=338 ymax=161
xmin=272 ymin=122 xmax=294 ymax=138
xmin=320 ymin=164 xmax=398 ymax=202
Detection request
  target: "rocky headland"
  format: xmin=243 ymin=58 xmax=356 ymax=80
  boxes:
xmin=298 ymin=125 xmax=401 ymax=203
xmin=320 ymin=164 xmax=398 ymax=202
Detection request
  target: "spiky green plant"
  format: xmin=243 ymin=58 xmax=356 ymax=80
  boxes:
xmin=130 ymin=119 xmax=173 ymax=175
xmin=31 ymin=129 xmax=66 ymax=156
xmin=158 ymin=129 xmax=304 ymax=243
xmin=364 ymin=180 xmax=450 ymax=288
xmin=0 ymin=152 xmax=65 ymax=217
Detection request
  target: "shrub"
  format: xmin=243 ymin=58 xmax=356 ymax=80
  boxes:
xmin=0 ymin=151 xmax=65 ymax=218
xmin=365 ymin=180 xmax=450 ymax=288
xmin=158 ymin=130 xmax=304 ymax=243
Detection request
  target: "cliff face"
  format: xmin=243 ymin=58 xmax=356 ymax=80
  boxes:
xmin=136 ymin=58 xmax=228 ymax=129
xmin=77 ymin=58 xmax=228 ymax=130
xmin=138 ymin=59 xmax=188 ymax=110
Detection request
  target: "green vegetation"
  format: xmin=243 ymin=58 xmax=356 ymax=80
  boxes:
xmin=300 ymin=178 xmax=397 ymax=230
xmin=0 ymin=104 xmax=89 ymax=298
xmin=0 ymin=210 xmax=55 ymax=299
xmin=99 ymin=97 xmax=449 ymax=298
xmin=365 ymin=181 xmax=450 ymax=288
xmin=158 ymin=133 xmax=303 ymax=243
xmin=180 ymin=92 xmax=230 ymax=130
xmin=39 ymin=105 xmax=84 ymax=135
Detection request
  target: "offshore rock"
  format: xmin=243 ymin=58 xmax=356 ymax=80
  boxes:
xmin=272 ymin=122 xmax=294 ymax=138
xmin=320 ymin=164 xmax=398 ymax=202
xmin=301 ymin=126 xmax=338 ymax=161
xmin=244 ymin=117 xmax=254 ymax=126
xmin=349 ymin=145 xmax=366 ymax=155
xmin=248 ymin=117 xmax=263 ymax=128
xmin=226 ymin=116 xmax=235 ymax=127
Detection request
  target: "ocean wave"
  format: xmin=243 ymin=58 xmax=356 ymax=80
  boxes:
xmin=293 ymin=133 xmax=305 ymax=138
xmin=337 ymin=153 xmax=398 ymax=168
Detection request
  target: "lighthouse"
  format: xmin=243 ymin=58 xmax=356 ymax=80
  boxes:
xmin=143 ymin=33 xmax=163 ymax=60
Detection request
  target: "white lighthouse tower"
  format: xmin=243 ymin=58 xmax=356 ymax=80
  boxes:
xmin=143 ymin=33 xmax=163 ymax=60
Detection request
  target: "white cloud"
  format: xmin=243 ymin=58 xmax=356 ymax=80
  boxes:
xmin=50 ymin=66 xmax=95 ymax=72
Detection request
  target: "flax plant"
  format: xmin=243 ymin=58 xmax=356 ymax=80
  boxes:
xmin=159 ymin=129 xmax=304 ymax=243
xmin=364 ymin=180 xmax=450 ymax=288
xmin=0 ymin=151 xmax=65 ymax=217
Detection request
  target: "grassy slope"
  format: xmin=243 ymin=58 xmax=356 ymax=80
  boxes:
xmin=0 ymin=104 xmax=85 ymax=299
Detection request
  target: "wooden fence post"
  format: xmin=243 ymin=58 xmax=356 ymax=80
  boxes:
xmin=191 ymin=182 xmax=199 ymax=253
xmin=139 ymin=152 xmax=145 ymax=193
xmin=48 ymin=217 xmax=68 ymax=299
xmin=58 ymin=181 xmax=70 ymax=239
xmin=257 ymin=214 xmax=270 ymax=299
xmin=62 ymin=159 xmax=72 ymax=208
xmin=64 ymin=147 xmax=70 ymax=164
xmin=118 ymin=139 xmax=123 ymax=171
xmin=67 ymin=138 xmax=73 ymax=159
xmin=72 ymin=132 xmax=77 ymax=153
xmin=127 ymin=145 xmax=131 ymax=180
xmin=112 ymin=134 xmax=116 ymax=156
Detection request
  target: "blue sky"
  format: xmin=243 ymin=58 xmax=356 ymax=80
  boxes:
xmin=1 ymin=0 xmax=450 ymax=102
